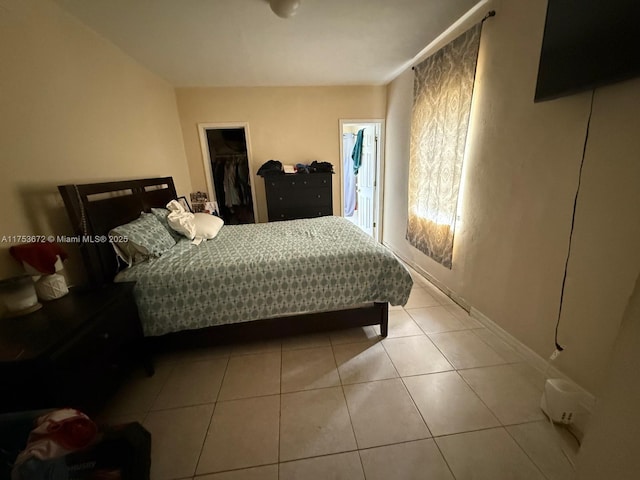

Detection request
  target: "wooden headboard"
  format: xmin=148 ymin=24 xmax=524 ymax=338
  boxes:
xmin=58 ymin=177 xmax=177 ymax=286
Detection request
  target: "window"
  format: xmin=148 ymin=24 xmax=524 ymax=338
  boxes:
xmin=407 ymin=24 xmax=481 ymax=268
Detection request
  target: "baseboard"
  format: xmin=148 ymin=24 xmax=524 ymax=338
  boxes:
xmin=470 ymin=306 xmax=596 ymax=436
xmin=383 ymin=241 xmax=596 ymax=434
xmin=383 ymin=243 xmax=471 ymax=311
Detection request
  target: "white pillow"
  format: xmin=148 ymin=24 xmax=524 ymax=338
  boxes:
xmin=193 ymin=213 xmax=224 ymax=239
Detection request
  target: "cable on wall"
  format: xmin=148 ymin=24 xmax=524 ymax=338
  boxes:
xmin=554 ymin=89 xmax=596 ymax=352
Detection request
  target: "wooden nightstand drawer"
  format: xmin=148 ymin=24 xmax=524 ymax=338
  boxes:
xmin=0 ymin=283 xmax=151 ymax=414
xmin=51 ymin=299 xmax=138 ymax=369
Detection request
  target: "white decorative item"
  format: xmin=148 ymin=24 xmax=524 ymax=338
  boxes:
xmin=269 ymin=0 xmax=301 ymax=18
xmin=0 ymin=275 xmax=40 ymax=315
xmin=35 ymin=273 xmax=69 ymax=301
xmin=23 ymin=255 xmax=69 ymax=301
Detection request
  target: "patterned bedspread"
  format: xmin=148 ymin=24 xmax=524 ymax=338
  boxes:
xmin=115 ymin=216 xmax=413 ymax=336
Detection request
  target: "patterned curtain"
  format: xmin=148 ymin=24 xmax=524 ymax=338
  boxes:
xmin=407 ymin=24 xmax=481 ymax=269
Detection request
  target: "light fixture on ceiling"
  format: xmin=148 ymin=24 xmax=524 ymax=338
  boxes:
xmin=269 ymin=0 xmax=301 ymax=19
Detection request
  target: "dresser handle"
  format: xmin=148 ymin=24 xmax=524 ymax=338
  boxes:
xmin=102 ymin=333 xmax=109 ymax=340
xmin=317 ymin=194 xmax=321 ymax=198
xmin=291 ymin=181 xmax=296 ymax=185
xmin=279 ymin=197 xmax=283 ymax=201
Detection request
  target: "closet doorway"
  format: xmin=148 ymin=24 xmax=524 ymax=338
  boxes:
xmin=339 ymin=119 xmax=385 ymax=241
xmin=198 ymin=123 xmax=256 ymax=225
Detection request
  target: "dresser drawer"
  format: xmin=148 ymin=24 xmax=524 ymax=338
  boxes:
xmin=267 ymin=187 xmax=330 ymax=207
xmin=269 ymin=205 xmax=333 ymax=221
xmin=265 ymin=174 xmax=332 ymax=191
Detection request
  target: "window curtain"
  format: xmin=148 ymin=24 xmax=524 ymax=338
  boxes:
xmin=407 ymin=24 xmax=482 ymax=269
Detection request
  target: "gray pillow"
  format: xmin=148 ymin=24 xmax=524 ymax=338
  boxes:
xmin=151 ymin=207 xmax=184 ymax=242
xmin=109 ymin=213 xmax=176 ymax=265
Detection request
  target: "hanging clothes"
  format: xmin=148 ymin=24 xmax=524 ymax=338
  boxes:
xmin=351 ymin=128 xmax=365 ymax=175
xmin=223 ymin=158 xmax=241 ymax=207
xmin=236 ymin=155 xmax=252 ymax=205
xmin=343 ymin=133 xmax=356 ymax=217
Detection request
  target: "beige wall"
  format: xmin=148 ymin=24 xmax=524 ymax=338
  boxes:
xmin=175 ymin=86 xmax=386 ymax=223
xmin=576 ymin=273 xmax=640 ymax=478
xmin=0 ymin=0 xmax=191 ymax=282
xmin=383 ymin=0 xmax=640 ymax=394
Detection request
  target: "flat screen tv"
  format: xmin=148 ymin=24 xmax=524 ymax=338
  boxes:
xmin=534 ymin=0 xmax=640 ymax=102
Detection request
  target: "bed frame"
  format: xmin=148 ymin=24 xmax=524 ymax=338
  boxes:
xmin=58 ymin=177 xmax=388 ymax=349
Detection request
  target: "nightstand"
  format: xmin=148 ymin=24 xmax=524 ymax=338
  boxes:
xmin=0 ymin=282 xmax=152 ymax=414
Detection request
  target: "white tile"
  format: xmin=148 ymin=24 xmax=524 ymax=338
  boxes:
xmin=436 ymin=428 xmax=545 ymax=480
xmin=429 ymin=330 xmax=507 ymax=369
xmin=144 ymin=404 xmax=213 ymax=480
xmin=101 ymin=363 xmax=172 ymax=418
xmin=280 ymin=387 xmax=357 ymax=461
xmin=359 ymin=439 xmax=454 ymax=480
xmin=472 ymin=328 xmax=523 ymax=363
xmin=383 ymin=336 xmax=453 ymax=377
xmin=218 ymin=351 xmax=281 ymax=400
xmin=404 ymin=287 xmax=440 ymax=309
xmin=231 ymin=338 xmax=282 ymax=356
xmin=459 ymin=365 xmax=547 ymax=425
xmin=507 ymin=421 xmax=577 ymax=480
xmin=154 ymin=345 xmax=231 ymax=366
xmin=196 ymin=464 xmax=278 ymax=480
xmin=281 ymin=332 xmax=331 ymax=351
xmin=444 ymin=304 xmax=484 ymax=329
xmin=281 ymin=346 xmax=340 ymax=393
xmin=408 ymin=306 xmax=467 ymax=334
xmin=152 ymin=357 xmax=227 ymax=410
xmin=386 ymin=309 xmax=425 ymax=338
xmin=511 ymin=362 xmax=547 ymax=392
xmin=404 ymin=372 xmax=500 ymax=436
xmin=329 ymin=326 xmax=379 ymax=345
xmin=279 ymin=452 xmax=364 ymax=480
xmin=333 ymin=341 xmax=398 ymax=384
xmin=197 ymin=395 xmax=280 ymax=474
xmin=421 ymin=283 xmax=456 ymax=306
xmin=343 ymin=378 xmax=430 ymax=449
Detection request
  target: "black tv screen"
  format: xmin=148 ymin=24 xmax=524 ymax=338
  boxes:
xmin=534 ymin=0 xmax=640 ymax=102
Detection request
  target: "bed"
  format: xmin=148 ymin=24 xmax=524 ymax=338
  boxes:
xmin=58 ymin=177 xmax=413 ymax=346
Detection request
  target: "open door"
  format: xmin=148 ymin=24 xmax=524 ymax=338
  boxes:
xmin=340 ymin=120 xmax=384 ymax=240
xmin=356 ymin=126 xmax=378 ymax=237
xmin=198 ymin=122 xmax=257 ymax=225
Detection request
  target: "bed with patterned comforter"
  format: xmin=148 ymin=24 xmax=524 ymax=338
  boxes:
xmin=115 ymin=216 xmax=413 ymax=336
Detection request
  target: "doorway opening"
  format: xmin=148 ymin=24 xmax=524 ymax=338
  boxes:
xmin=198 ymin=123 xmax=256 ymax=225
xmin=340 ymin=120 xmax=384 ymax=240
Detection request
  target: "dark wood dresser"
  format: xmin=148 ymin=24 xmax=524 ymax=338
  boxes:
xmin=264 ymin=173 xmax=333 ymax=221
xmin=0 ymin=282 xmax=152 ymax=414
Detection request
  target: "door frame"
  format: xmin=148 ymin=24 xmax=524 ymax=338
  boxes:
xmin=338 ymin=119 xmax=386 ymax=242
xmin=197 ymin=122 xmax=258 ymax=221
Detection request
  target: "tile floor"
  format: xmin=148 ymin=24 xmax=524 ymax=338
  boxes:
xmin=98 ymin=271 xmax=579 ymax=480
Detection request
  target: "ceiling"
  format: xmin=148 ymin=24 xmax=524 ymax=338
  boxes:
xmin=54 ymin=0 xmax=481 ymax=87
